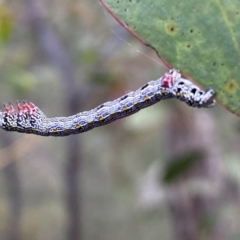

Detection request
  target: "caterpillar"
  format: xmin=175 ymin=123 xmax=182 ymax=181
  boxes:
xmin=0 ymin=69 xmax=215 ymax=137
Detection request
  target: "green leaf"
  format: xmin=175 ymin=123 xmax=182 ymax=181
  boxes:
xmin=0 ymin=4 xmax=13 ymax=43
xmin=100 ymin=0 xmax=240 ymax=116
xmin=162 ymin=150 xmax=203 ymax=183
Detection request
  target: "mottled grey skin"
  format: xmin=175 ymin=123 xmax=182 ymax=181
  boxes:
xmin=172 ymin=78 xmax=215 ymax=108
xmin=0 ymin=69 xmax=215 ymax=137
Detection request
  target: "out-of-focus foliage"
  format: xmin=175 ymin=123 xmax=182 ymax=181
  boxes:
xmin=0 ymin=3 xmax=13 ymax=43
xmin=163 ymin=150 xmax=203 ymax=183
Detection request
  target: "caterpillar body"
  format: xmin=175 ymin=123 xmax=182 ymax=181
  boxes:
xmin=0 ymin=69 xmax=215 ymax=137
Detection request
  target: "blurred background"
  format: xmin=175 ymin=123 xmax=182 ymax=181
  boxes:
xmin=0 ymin=0 xmax=240 ymax=240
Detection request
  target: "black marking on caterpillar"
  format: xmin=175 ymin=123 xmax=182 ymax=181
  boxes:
xmin=0 ymin=69 xmax=215 ymax=137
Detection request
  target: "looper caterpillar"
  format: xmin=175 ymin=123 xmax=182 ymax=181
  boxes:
xmin=0 ymin=69 xmax=215 ymax=136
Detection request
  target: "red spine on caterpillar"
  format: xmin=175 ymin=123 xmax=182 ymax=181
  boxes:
xmin=4 ymin=102 xmax=16 ymax=114
xmin=160 ymin=69 xmax=180 ymax=88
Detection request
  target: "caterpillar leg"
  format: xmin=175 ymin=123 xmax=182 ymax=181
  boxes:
xmin=198 ymin=89 xmax=215 ymax=108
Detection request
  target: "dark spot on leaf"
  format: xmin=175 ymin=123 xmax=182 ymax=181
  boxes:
xmin=166 ymin=24 xmax=177 ymax=35
xmin=187 ymin=44 xmax=191 ymax=48
xmin=190 ymin=29 xmax=194 ymax=33
xmin=212 ymin=62 xmax=216 ymax=67
xmin=225 ymin=79 xmax=238 ymax=93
